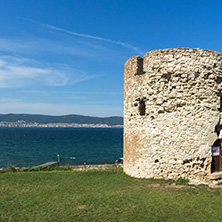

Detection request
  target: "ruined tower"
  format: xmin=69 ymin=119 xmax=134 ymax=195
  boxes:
xmin=124 ymin=48 xmax=222 ymax=182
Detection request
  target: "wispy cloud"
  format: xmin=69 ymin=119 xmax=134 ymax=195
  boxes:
xmin=46 ymin=24 xmax=143 ymax=54
xmin=57 ymin=91 xmax=123 ymax=96
xmin=21 ymin=90 xmax=123 ymax=96
xmin=0 ymin=37 xmax=115 ymax=60
xmin=0 ymin=38 xmax=36 ymax=53
xmin=22 ymin=18 xmax=144 ymax=54
xmin=0 ymin=55 xmax=101 ymax=88
xmin=0 ymin=98 xmax=21 ymax=103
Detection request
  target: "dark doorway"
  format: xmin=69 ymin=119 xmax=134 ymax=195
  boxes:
xmin=139 ymin=101 xmax=145 ymax=116
xmin=211 ymin=139 xmax=221 ymax=173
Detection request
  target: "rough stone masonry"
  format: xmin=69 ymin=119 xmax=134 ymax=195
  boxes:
xmin=124 ymin=48 xmax=222 ymax=182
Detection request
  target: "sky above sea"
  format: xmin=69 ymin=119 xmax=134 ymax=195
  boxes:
xmin=0 ymin=0 xmax=221 ymax=117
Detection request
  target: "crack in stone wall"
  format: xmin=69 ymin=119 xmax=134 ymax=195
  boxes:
xmin=124 ymin=48 xmax=222 ymax=182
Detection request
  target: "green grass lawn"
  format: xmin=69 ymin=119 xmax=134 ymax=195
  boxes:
xmin=0 ymin=168 xmax=222 ymax=222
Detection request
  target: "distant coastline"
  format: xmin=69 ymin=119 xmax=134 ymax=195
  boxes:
xmin=0 ymin=113 xmax=123 ymax=128
xmin=0 ymin=121 xmax=123 ymax=128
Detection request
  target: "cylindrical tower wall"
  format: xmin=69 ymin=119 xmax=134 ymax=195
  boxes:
xmin=124 ymin=48 xmax=222 ymax=182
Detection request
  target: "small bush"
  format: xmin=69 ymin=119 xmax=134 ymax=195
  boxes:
xmin=21 ymin=165 xmax=72 ymax=172
xmin=197 ymin=184 xmax=209 ymax=188
xmin=6 ymin=165 xmax=18 ymax=173
xmin=0 ymin=169 xmax=6 ymax=174
xmin=175 ymin=177 xmax=189 ymax=185
xmin=146 ymin=178 xmax=175 ymax=185
xmin=1 ymin=165 xmax=73 ymax=173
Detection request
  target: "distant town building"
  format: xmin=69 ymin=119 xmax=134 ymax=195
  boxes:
xmin=0 ymin=121 xmax=122 ymax=128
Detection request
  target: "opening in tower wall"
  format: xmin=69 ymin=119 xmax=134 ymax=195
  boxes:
xmin=139 ymin=101 xmax=145 ymax=116
xmin=211 ymin=139 xmax=222 ymax=173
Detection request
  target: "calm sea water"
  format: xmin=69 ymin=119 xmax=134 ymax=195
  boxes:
xmin=0 ymin=127 xmax=123 ymax=168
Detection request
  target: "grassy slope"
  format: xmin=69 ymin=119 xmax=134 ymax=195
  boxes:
xmin=0 ymin=169 xmax=222 ymax=222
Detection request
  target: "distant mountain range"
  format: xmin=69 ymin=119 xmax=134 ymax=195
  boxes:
xmin=0 ymin=114 xmax=123 ymax=126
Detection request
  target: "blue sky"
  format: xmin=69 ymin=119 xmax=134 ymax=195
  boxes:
xmin=0 ymin=0 xmax=221 ymax=117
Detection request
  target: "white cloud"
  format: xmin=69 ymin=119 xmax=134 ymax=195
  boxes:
xmin=45 ymin=24 xmax=144 ymax=54
xmin=0 ymin=55 xmax=101 ymax=88
xmin=53 ymin=91 xmax=123 ymax=96
xmin=0 ymin=98 xmax=21 ymax=103
xmin=0 ymin=38 xmax=36 ymax=53
xmin=0 ymin=37 xmax=125 ymax=63
xmin=21 ymin=18 xmax=144 ymax=55
xmin=0 ymin=101 xmax=123 ymax=117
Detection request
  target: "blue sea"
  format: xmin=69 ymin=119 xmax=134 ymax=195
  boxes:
xmin=0 ymin=127 xmax=123 ymax=168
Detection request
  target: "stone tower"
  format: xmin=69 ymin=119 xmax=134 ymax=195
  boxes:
xmin=124 ymin=48 xmax=222 ymax=182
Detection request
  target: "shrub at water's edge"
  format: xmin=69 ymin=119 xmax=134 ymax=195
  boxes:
xmin=0 ymin=164 xmax=73 ymax=173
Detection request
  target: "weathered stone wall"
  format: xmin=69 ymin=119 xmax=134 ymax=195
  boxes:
xmin=124 ymin=48 xmax=222 ymax=182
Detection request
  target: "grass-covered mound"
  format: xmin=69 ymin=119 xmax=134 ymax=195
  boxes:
xmin=0 ymin=168 xmax=222 ymax=222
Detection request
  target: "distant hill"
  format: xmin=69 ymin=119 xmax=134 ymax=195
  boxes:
xmin=0 ymin=114 xmax=123 ymax=126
